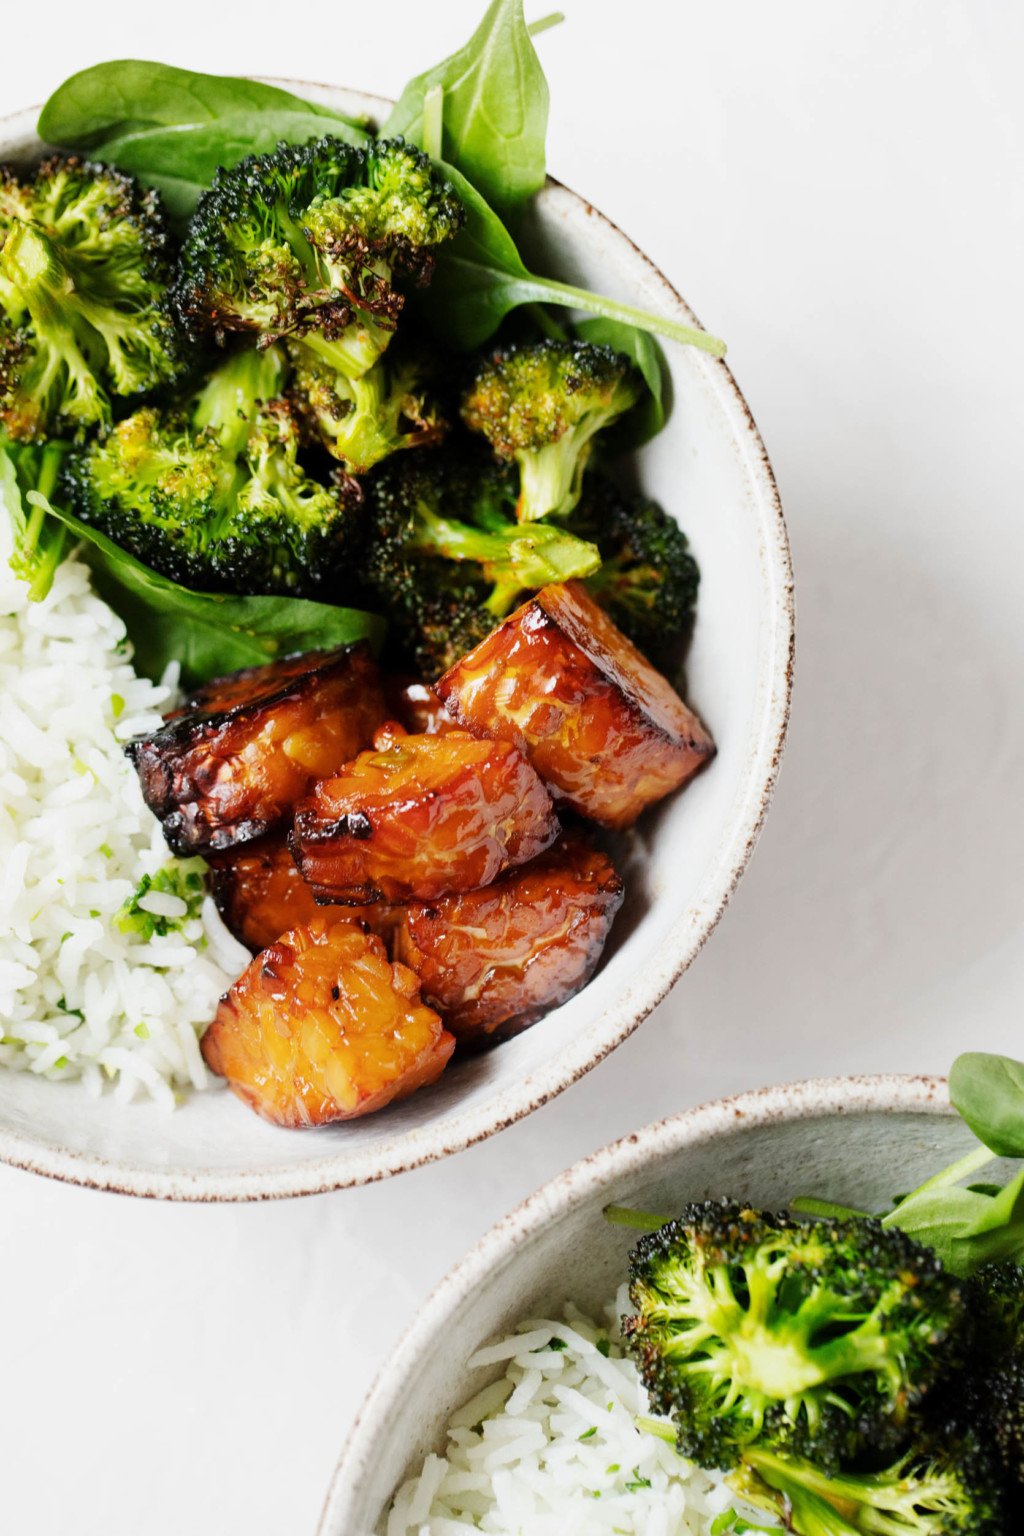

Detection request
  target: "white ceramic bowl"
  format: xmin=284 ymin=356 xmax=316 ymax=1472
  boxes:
xmin=0 ymin=84 xmax=792 ymax=1199
xmin=321 ymin=1075 xmax=975 ymax=1535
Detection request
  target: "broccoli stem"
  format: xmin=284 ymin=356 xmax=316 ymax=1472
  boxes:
xmin=516 ymin=420 xmax=606 ymax=522
xmin=604 ymin=1204 xmax=675 ymax=1230
xmin=22 ymin=498 xmax=67 ymax=600
xmin=9 ymin=440 xmax=69 ymax=600
xmin=191 ymin=347 xmax=284 ymax=467
xmin=299 ymin=314 xmax=392 ymax=381
xmin=412 ymin=503 xmax=599 ymax=614
xmin=791 ymin=1197 xmax=872 ymax=1222
xmin=730 ymin=1454 xmax=856 ymax=1536
xmin=635 ymin=1415 xmax=678 ymax=1445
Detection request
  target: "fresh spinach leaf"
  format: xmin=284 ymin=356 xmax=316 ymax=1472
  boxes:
xmin=92 ymin=112 xmax=368 ymax=223
xmin=884 ymin=1166 xmax=1024 ymax=1275
xmin=424 ymin=163 xmax=727 ymax=357
xmin=384 ymin=0 xmax=550 ymax=219
xmin=23 ymin=487 xmax=382 ymax=689
xmin=38 ymin=61 xmax=360 ymax=148
xmin=794 ymin=1050 xmax=1024 ymax=1278
xmin=949 ymin=1051 xmax=1024 ymax=1159
xmin=574 ymin=316 xmax=670 ymax=449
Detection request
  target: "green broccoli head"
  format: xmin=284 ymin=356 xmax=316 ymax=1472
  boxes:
xmin=362 ymin=445 xmax=601 ymax=677
xmin=0 ymin=155 xmax=182 ymax=441
xmin=730 ymin=1441 xmax=1005 ymax=1536
xmin=964 ymin=1262 xmax=1024 ymax=1363
xmin=567 ymin=474 xmax=699 ymax=676
xmin=287 ymin=342 xmax=445 ymax=476
xmin=623 ymin=1202 xmax=968 ymax=1472
xmin=460 ymin=340 xmax=642 ymax=523
xmin=61 ymin=346 xmax=357 ymax=595
xmin=381 ymin=565 xmax=503 ymax=680
xmin=986 ymin=1349 xmax=1024 ymax=1491
xmin=172 ymin=136 xmax=463 ymax=381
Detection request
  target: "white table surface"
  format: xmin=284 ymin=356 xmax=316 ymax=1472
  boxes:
xmin=2 ymin=3 xmax=1023 ymax=1531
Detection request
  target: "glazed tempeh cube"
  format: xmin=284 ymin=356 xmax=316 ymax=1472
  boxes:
xmin=201 ymin=917 xmax=454 ymax=1127
xmin=436 ymin=582 xmax=714 ymax=828
xmin=291 ymin=730 xmax=558 ymax=904
xmin=127 ymin=644 xmax=385 ymax=856
xmin=395 ymin=830 xmax=624 ymax=1043
xmin=209 ymin=834 xmax=398 ymax=953
xmin=168 ymin=649 xmax=345 ymax=718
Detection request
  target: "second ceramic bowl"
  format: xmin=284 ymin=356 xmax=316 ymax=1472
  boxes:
xmin=322 ymin=1075 xmax=977 ymax=1534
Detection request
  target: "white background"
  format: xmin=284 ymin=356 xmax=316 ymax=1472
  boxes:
xmin=2 ymin=3 xmax=1023 ymax=1531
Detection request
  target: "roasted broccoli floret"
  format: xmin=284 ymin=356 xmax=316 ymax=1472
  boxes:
xmin=730 ymin=1442 xmax=1005 ymax=1536
xmin=172 ymin=136 xmax=463 ymax=379
xmin=988 ymin=1349 xmax=1024 ymax=1489
xmin=362 ymin=446 xmax=601 ymax=676
xmin=965 ymin=1262 xmax=1024 ymax=1361
xmin=922 ymin=1288 xmax=1024 ymax=1505
xmin=460 ymin=340 xmax=642 ymax=523
xmin=567 ymin=474 xmax=699 ymax=674
xmin=61 ymin=346 xmax=356 ymax=594
xmin=623 ymin=1201 xmax=967 ymax=1472
xmin=0 ymin=155 xmax=181 ymax=440
xmin=288 ymin=344 xmax=444 ymax=474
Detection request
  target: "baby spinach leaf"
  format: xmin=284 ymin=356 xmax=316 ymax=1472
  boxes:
xmin=38 ymin=61 xmax=359 ymax=148
xmin=884 ymin=1166 xmax=1024 ymax=1276
xmin=574 ymin=316 xmax=670 ymax=449
xmin=26 ymin=489 xmax=383 ymax=689
xmin=949 ymin=1051 xmax=1024 ymax=1159
xmin=384 ymin=0 xmax=549 ymax=219
xmin=795 ymin=1051 xmax=1024 ymax=1279
xmin=424 ymin=163 xmax=727 ymax=357
xmin=93 ymin=112 xmax=368 ymax=223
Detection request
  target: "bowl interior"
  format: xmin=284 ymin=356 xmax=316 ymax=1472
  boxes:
xmin=0 ymin=85 xmax=791 ymax=1199
xmin=322 ymin=1080 xmax=980 ymax=1534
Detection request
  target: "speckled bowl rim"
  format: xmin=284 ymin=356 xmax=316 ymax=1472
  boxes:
xmin=0 ymin=84 xmax=794 ymax=1201
xmin=319 ymin=1074 xmax=949 ymax=1533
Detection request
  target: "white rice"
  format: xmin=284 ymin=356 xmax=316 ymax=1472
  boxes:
xmin=382 ymin=1290 xmax=781 ymax=1536
xmin=0 ymin=523 xmax=251 ymax=1107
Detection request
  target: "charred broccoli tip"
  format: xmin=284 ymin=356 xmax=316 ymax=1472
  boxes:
xmin=460 ymin=339 xmax=642 ymax=523
xmin=172 ymin=135 xmax=464 ymax=379
xmin=623 ymin=1200 xmax=968 ymax=1472
xmin=0 ymin=154 xmax=182 ymax=441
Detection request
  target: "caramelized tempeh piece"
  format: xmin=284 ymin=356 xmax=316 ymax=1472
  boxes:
xmin=436 ymin=582 xmax=714 ymax=828
xmin=127 ymin=645 xmax=386 ymax=856
xmin=209 ymin=835 xmax=398 ymax=953
xmin=292 ymin=730 xmax=558 ymax=904
xmin=168 ymin=649 xmax=344 ymax=718
xmin=395 ymin=831 xmax=624 ymax=1042
xmin=201 ymin=918 xmax=454 ymax=1127
xmin=383 ymin=675 xmax=461 ymax=736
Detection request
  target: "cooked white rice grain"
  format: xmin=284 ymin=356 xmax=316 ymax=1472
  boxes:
xmin=0 ymin=518 xmax=250 ymax=1104
xmin=382 ymin=1291 xmax=781 ymax=1535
